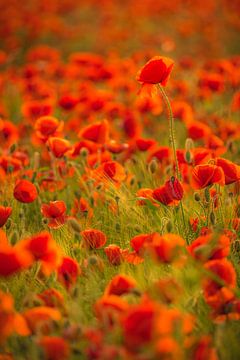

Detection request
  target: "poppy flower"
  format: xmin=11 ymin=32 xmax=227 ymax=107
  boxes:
xmin=13 ymin=179 xmax=38 ymax=203
xmin=0 ymin=290 xmax=30 ymax=344
xmin=191 ymin=164 xmax=225 ymax=189
xmin=104 ymin=274 xmax=137 ymax=296
xmin=35 ymin=116 xmax=63 ymax=141
xmin=94 ymin=295 xmax=128 ymax=325
xmin=38 ymin=336 xmax=70 ymax=360
xmin=216 ymin=158 xmax=240 ymax=185
xmin=148 ymin=233 xmax=185 ymax=263
xmin=47 ymin=137 xmax=71 ymax=158
xmin=136 ymin=56 xmax=174 ymax=86
xmin=0 ymin=232 xmax=33 ymax=277
xmin=20 ymin=231 xmax=62 ymax=275
xmin=78 ymin=119 xmax=109 ymax=144
xmin=153 ymin=182 xmax=181 ymax=206
xmin=81 ymin=229 xmax=107 ymax=249
xmin=41 ymin=201 xmax=67 ymax=228
xmin=130 ymin=233 xmax=155 ymax=254
xmin=104 ymin=245 xmax=122 ymax=265
xmin=37 ymin=288 xmax=64 ymax=308
xmin=23 ymin=306 xmax=61 ymax=333
xmin=0 ymin=206 xmax=12 ymax=227
xmin=57 ymin=256 xmax=81 ymax=289
xmin=188 ymin=234 xmax=230 ymax=262
xmin=122 ymin=300 xmax=157 ymax=350
xmin=0 ymin=120 xmax=19 ymax=149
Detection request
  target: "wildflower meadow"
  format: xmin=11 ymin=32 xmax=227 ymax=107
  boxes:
xmin=0 ymin=1 xmax=240 ymax=359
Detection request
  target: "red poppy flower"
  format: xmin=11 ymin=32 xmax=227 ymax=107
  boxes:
xmin=104 ymin=245 xmax=122 ymax=265
xmin=0 ymin=206 xmax=12 ymax=227
xmin=38 ymin=336 xmax=70 ymax=360
xmin=41 ymin=201 xmax=67 ymax=228
xmin=122 ymin=300 xmax=157 ymax=350
xmin=188 ymin=234 xmax=230 ymax=262
xmin=78 ymin=119 xmax=109 ymax=144
xmin=136 ymin=56 xmax=174 ymax=85
xmin=20 ymin=231 xmax=62 ymax=275
xmin=13 ymin=180 xmax=38 ymax=203
xmin=104 ymin=274 xmax=137 ymax=296
xmin=0 ymin=243 xmax=33 ymax=277
xmin=216 ymin=158 xmax=240 ymax=185
xmin=191 ymin=164 xmax=225 ymax=189
xmin=153 ymin=178 xmax=183 ymax=206
xmin=35 ymin=116 xmax=63 ymax=141
xmin=48 ymin=137 xmax=71 ymax=158
xmin=57 ymin=256 xmax=81 ymax=289
xmin=81 ymin=229 xmax=107 ymax=249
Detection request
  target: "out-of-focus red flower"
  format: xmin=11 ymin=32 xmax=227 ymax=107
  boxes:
xmin=104 ymin=245 xmax=122 ymax=265
xmin=20 ymin=231 xmax=62 ymax=275
xmin=41 ymin=201 xmax=67 ymax=228
xmin=104 ymin=274 xmax=137 ymax=296
xmin=38 ymin=336 xmax=70 ymax=360
xmin=48 ymin=137 xmax=71 ymax=158
xmin=81 ymin=229 xmax=107 ymax=249
xmin=57 ymin=256 xmax=81 ymax=290
xmin=216 ymin=158 xmax=240 ymax=185
xmin=191 ymin=164 xmax=225 ymax=189
xmin=137 ymin=56 xmax=174 ymax=86
xmin=0 ymin=206 xmax=12 ymax=227
xmin=13 ymin=179 xmax=38 ymax=203
xmin=78 ymin=119 xmax=109 ymax=144
xmin=35 ymin=116 xmax=63 ymax=142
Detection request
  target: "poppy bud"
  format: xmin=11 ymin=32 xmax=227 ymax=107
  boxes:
xmin=10 ymin=231 xmax=18 ymax=245
xmin=130 ymin=176 xmax=135 ymax=186
xmin=80 ymin=147 xmax=89 ymax=157
xmin=115 ymin=223 xmax=121 ymax=232
xmin=166 ymin=220 xmax=173 ymax=232
xmin=210 ymin=211 xmax=216 ymax=225
xmin=185 ymin=138 xmax=194 ymax=151
xmin=9 ymin=143 xmax=16 ymax=153
xmin=194 ymin=193 xmax=201 ymax=202
xmin=68 ymin=218 xmax=81 ymax=233
xmin=149 ymin=159 xmax=158 ymax=174
xmin=184 ymin=150 xmax=192 ymax=164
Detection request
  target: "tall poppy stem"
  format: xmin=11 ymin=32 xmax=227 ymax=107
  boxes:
xmin=157 ymin=84 xmax=180 ymax=180
xmin=157 ymin=84 xmax=188 ymax=240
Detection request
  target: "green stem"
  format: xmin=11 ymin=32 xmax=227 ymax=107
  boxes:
xmin=158 ymin=84 xmax=188 ymax=240
xmin=157 ymin=84 xmax=180 ymax=180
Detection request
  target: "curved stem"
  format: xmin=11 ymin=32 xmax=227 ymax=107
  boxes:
xmin=157 ymin=84 xmax=180 ymax=180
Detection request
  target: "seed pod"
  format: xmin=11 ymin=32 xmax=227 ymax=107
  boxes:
xmin=115 ymin=223 xmax=121 ymax=232
xmin=68 ymin=218 xmax=81 ymax=233
xmin=185 ymin=138 xmax=194 ymax=151
xmin=210 ymin=211 xmax=216 ymax=225
xmin=166 ymin=220 xmax=173 ymax=232
xmin=194 ymin=192 xmax=201 ymax=202
xmin=9 ymin=143 xmax=16 ymax=154
xmin=10 ymin=231 xmax=18 ymax=245
xmin=80 ymin=147 xmax=89 ymax=157
xmin=184 ymin=150 xmax=192 ymax=164
xmin=149 ymin=159 xmax=158 ymax=174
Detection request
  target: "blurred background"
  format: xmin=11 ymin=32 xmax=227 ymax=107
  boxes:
xmin=0 ymin=0 xmax=239 ymax=62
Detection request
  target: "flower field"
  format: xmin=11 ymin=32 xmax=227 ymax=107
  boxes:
xmin=0 ymin=0 xmax=240 ymax=359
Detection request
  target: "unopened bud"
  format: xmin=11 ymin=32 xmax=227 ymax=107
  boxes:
xmin=185 ymin=138 xmax=194 ymax=151
xmin=68 ymin=218 xmax=81 ymax=233
xmin=149 ymin=159 xmax=158 ymax=174
xmin=80 ymin=147 xmax=89 ymax=157
xmin=194 ymin=192 xmax=201 ymax=202
xmin=210 ymin=211 xmax=216 ymax=225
